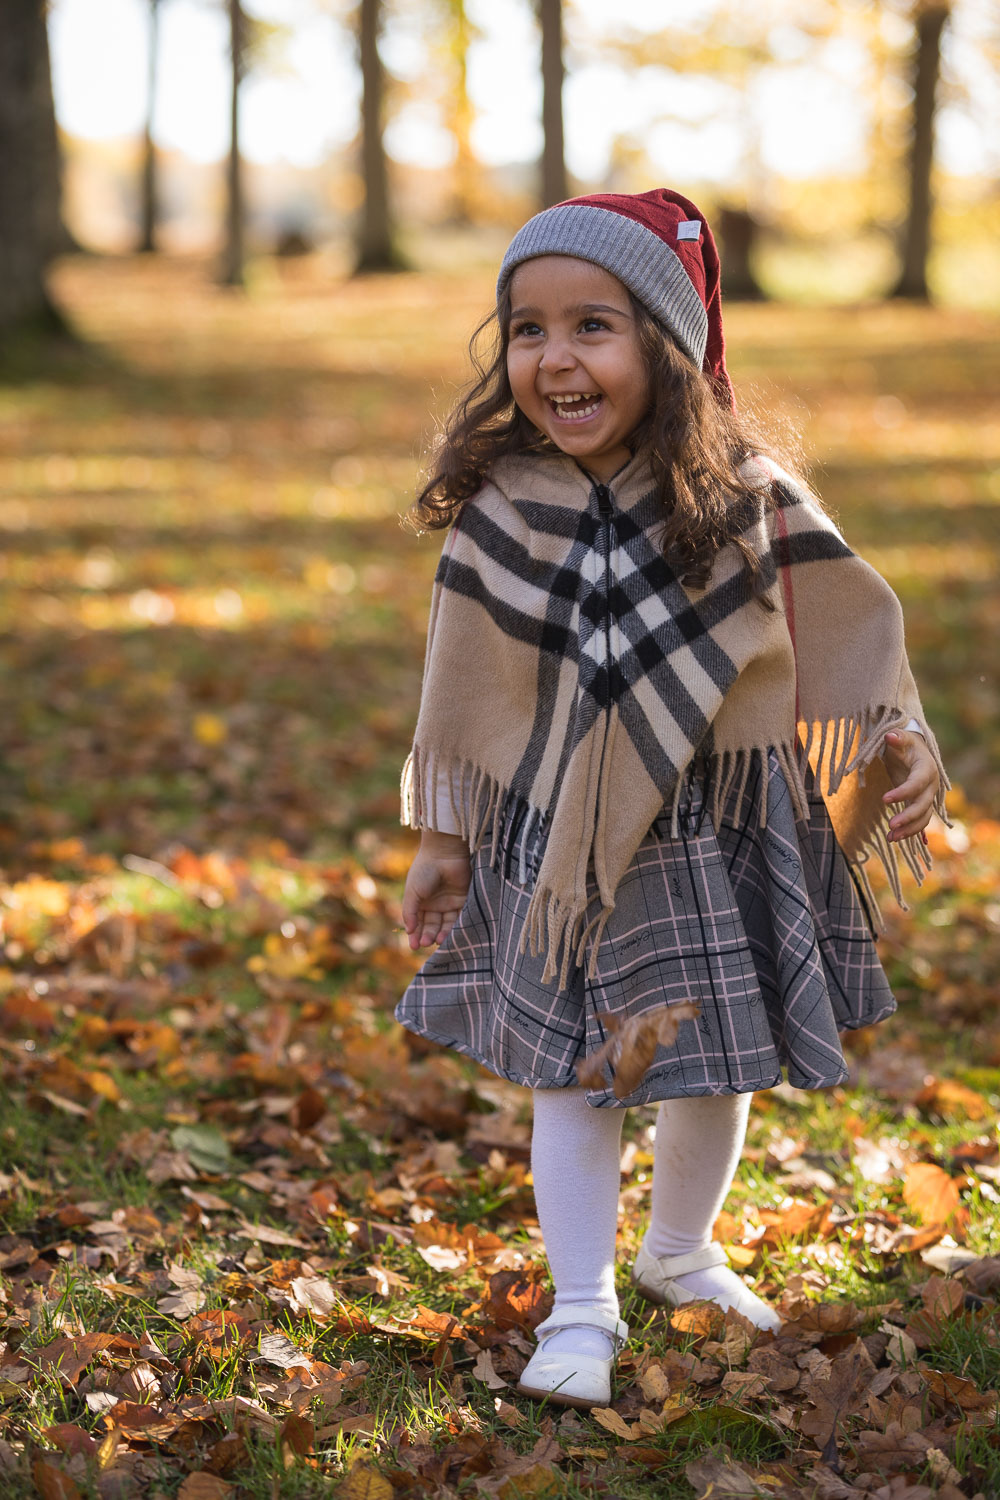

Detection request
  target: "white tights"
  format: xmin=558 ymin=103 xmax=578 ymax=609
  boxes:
xmin=530 ymin=1087 xmax=768 ymax=1354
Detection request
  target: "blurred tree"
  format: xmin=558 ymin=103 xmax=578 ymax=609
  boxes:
xmin=439 ymin=0 xmax=479 ymax=223
xmin=0 ymin=0 xmax=66 ymax=337
xmin=890 ymin=2 xmax=951 ymax=300
xmin=356 ymin=0 xmax=404 ymax=269
xmin=139 ymin=0 xmax=162 ymax=253
xmin=538 ymin=0 xmax=567 ymax=206
xmin=220 ymin=0 xmax=247 ymax=285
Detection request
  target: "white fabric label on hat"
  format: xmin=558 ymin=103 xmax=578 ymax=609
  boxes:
xmin=677 ymin=220 xmax=701 ymax=241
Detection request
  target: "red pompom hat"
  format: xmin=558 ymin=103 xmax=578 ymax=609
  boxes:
xmin=497 ymin=188 xmax=734 ymax=410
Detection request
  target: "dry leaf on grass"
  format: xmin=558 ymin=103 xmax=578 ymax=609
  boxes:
xmin=577 ymin=1003 xmax=700 ymax=1098
xmin=176 ymin=1476 xmax=234 ymax=1500
xmin=684 ymin=1452 xmax=769 ymax=1498
xmin=31 ymin=1459 xmax=82 ymax=1500
xmin=340 ymin=1463 xmax=394 ymax=1500
xmin=902 ymin=1162 xmax=963 ymax=1225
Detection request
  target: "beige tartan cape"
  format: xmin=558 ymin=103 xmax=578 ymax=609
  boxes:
xmin=402 ymin=452 xmax=949 ymax=986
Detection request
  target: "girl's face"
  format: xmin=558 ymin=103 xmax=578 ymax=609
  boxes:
xmin=506 ymin=256 xmax=650 ymax=483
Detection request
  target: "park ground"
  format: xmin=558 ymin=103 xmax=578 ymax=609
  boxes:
xmin=0 ymin=254 xmax=998 ymax=1498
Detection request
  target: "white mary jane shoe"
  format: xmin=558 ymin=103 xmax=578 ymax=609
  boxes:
xmin=516 ymin=1307 xmax=629 ymax=1410
xmin=632 ymin=1242 xmax=731 ymax=1306
xmin=632 ymin=1242 xmax=782 ymax=1331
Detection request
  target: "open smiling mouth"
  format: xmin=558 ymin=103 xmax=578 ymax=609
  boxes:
xmin=548 ymin=393 xmax=603 ymax=421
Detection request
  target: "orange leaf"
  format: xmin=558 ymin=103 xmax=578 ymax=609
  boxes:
xmin=31 ymin=1460 xmax=82 ymax=1500
xmin=903 ymin=1163 xmax=962 ymax=1225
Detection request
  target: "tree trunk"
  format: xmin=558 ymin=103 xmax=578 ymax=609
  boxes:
xmin=444 ymin=0 xmax=476 ymax=225
xmin=0 ymin=0 xmax=67 ymax=337
xmin=538 ymin=0 xmax=567 ymax=207
xmin=355 ymin=0 xmax=402 ymax=271
xmin=717 ymin=207 xmax=766 ymax=301
xmin=139 ymin=0 xmax=160 ymax=253
xmin=890 ymin=4 xmax=949 ymax=301
xmin=220 ymin=0 xmax=245 ymax=287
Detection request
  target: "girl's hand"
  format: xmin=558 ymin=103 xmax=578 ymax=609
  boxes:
xmin=881 ymin=729 xmax=940 ymax=844
xmin=402 ymin=831 xmax=472 ymax=949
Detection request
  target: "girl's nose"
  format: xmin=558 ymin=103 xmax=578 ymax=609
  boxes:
xmin=538 ymin=336 xmax=575 ymax=373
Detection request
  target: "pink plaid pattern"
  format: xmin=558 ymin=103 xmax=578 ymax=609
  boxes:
xmin=396 ymin=753 xmax=895 ymax=1107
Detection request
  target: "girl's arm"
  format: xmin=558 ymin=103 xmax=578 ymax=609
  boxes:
xmin=882 ymin=727 xmax=941 ymax=844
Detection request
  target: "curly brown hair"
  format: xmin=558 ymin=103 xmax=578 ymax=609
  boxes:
xmin=410 ymin=280 xmax=798 ymax=598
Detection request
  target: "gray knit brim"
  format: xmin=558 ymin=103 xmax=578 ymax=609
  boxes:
xmin=496 ymin=204 xmax=708 ymax=369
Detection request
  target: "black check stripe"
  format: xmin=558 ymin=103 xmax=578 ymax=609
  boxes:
xmin=444 ymin=476 xmax=759 ymax=799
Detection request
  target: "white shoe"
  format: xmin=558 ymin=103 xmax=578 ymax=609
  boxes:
xmin=632 ymin=1241 xmax=781 ymax=1331
xmin=516 ymin=1306 xmax=629 ymax=1410
xmin=632 ymin=1242 xmax=731 ymax=1306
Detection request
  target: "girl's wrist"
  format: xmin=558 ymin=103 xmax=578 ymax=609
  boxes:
xmin=419 ymin=828 xmax=470 ymax=856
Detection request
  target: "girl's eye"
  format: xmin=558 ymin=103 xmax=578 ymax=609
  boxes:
xmin=510 ymin=321 xmax=542 ymax=339
xmin=580 ymin=317 xmax=609 ymax=333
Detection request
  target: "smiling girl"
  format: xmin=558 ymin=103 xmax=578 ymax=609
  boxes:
xmin=395 ymin=190 xmax=948 ymax=1409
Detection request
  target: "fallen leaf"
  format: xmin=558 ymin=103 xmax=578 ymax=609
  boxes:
xmin=577 ymin=1003 xmax=700 ymax=1098
xmin=253 ymin=1333 xmax=311 ymax=1370
xmin=590 ymin=1407 xmax=636 ymax=1440
xmin=32 ymin=1458 xmax=83 ymax=1500
xmin=177 ymin=1476 xmax=235 ymax=1500
xmin=340 ymin=1463 xmax=393 ymax=1500
xmin=472 ymin=1349 xmax=508 ymax=1390
xmin=684 ymin=1452 xmax=768 ymax=1497
xmin=902 ymin=1162 xmax=962 ymax=1225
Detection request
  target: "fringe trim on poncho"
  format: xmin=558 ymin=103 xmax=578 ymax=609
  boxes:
xmin=402 ymin=702 xmax=950 ymax=989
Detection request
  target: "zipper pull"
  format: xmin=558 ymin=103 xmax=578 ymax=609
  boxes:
xmin=595 ymin=484 xmax=613 ymax=515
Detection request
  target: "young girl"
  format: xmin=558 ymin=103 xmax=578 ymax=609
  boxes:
xmin=396 ymin=189 xmax=947 ymax=1409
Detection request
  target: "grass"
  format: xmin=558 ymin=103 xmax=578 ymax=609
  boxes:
xmin=0 ymin=252 xmax=997 ymax=1496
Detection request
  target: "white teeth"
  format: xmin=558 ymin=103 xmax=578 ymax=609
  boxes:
xmin=549 ymin=393 xmax=602 ymax=420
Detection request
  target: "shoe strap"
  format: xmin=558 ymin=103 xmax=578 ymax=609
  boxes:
xmin=534 ymin=1307 xmax=628 ymax=1349
xmin=644 ymin=1243 xmax=728 ymax=1278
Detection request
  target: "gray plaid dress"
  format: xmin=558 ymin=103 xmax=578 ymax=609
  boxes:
xmin=395 ymin=749 xmax=896 ymax=1107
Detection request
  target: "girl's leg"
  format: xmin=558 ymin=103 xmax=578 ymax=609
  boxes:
xmin=530 ymin=1087 xmax=625 ymax=1356
xmin=642 ymin=1093 xmax=779 ymax=1328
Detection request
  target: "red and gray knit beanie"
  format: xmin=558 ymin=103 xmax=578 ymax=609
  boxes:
xmin=496 ymin=188 xmax=734 ymax=409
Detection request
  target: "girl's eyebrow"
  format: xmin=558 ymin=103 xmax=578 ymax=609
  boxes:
xmin=510 ymin=301 xmax=631 ymax=319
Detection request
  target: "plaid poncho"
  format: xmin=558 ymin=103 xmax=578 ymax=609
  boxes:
xmin=402 ymin=452 xmax=949 ymax=987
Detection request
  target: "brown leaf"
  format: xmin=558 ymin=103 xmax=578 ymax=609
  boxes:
xmin=480 ymin=1268 xmax=552 ymax=1334
xmin=902 ymin=1162 xmax=962 ymax=1225
xmin=34 ymin=1333 xmax=136 ymax=1386
xmin=176 ymin=1477 xmax=235 ymax=1500
xmin=590 ymin=1407 xmax=636 ymax=1439
xmin=41 ymin=1423 xmax=99 ymax=1459
xmin=799 ymin=1342 xmax=874 ymax=1453
xmin=920 ymin=1275 xmax=965 ymax=1320
xmin=472 ymin=1349 xmax=508 ymax=1391
xmin=279 ymin=1412 xmax=314 ymax=1460
xmin=340 ymin=1463 xmax=394 ymax=1500
xmin=577 ymin=1003 xmax=700 ymax=1098
xmin=684 ymin=1453 xmax=768 ymax=1497
xmin=922 ymin=1366 xmax=998 ymax=1411
xmin=32 ymin=1461 xmax=82 ymax=1500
